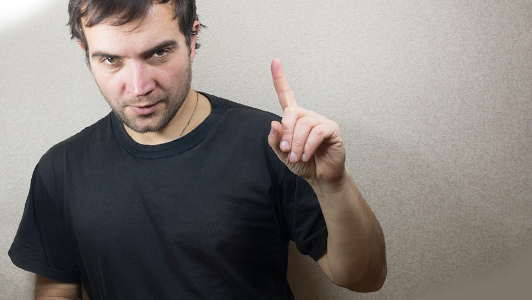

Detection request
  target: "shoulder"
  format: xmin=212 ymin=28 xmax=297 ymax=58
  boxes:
xmin=204 ymin=93 xmax=286 ymax=167
xmin=38 ymin=114 xmax=114 ymax=171
xmin=227 ymin=99 xmax=279 ymax=120
xmin=206 ymin=93 xmax=280 ymax=131
xmin=29 ymin=114 xmax=113 ymax=198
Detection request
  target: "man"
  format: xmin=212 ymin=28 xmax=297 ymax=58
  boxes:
xmin=9 ymin=0 xmax=387 ymax=299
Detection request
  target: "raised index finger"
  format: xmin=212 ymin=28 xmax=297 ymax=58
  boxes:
xmin=271 ymin=58 xmax=298 ymax=110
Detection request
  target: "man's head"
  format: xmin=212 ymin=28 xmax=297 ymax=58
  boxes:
xmin=68 ymin=0 xmax=200 ymax=55
xmin=69 ymin=0 xmax=202 ymax=136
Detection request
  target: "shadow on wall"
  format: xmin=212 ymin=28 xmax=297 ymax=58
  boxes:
xmin=1 ymin=0 xmax=101 ymax=299
xmin=287 ymin=242 xmax=334 ymax=299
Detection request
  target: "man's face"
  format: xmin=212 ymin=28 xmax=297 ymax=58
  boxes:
xmin=82 ymin=3 xmax=198 ymax=134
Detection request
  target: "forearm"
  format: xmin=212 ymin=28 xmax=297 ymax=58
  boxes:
xmin=267 ymin=58 xmax=386 ymax=291
xmin=34 ymin=275 xmax=82 ymax=300
xmin=309 ymin=168 xmax=387 ymax=292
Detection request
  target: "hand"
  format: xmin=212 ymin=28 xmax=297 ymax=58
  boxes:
xmin=268 ymin=58 xmax=347 ymax=184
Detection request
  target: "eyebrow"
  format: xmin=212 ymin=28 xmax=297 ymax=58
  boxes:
xmin=91 ymin=40 xmax=179 ymax=60
xmin=140 ymin=40 xmax=179 ymax=57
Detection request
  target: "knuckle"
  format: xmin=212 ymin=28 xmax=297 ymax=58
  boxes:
xmin=313 ymin=127 xmax=326 ymax=137
xmin=304 ymin=140 xmax=315 ymax=150
xmin=282 ymin=131 xmax=293 ymax=137
xmin=281 ymin=125 xmax=293 ymax=136
xmin=296 ymin=117 xmax=312 ymax=127
xmin=283 ymin=106 xmax=297 ymax=115
xmin=291 ymin=139 xmax=304 ymax=148
xmin=277 ymin=89 xmax=292 ymax=97
xmin=326 ymin=119 xmax=339 ymax=128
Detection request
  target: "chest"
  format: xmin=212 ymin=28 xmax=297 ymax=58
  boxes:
xmin=64 ymin=153 xmax=285 ymax=262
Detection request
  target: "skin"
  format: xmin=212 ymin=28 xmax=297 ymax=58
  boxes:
xmin=35 ymin=2 xmax=387 ymax=298
xmin=269 ymin=59 xmax=387 ymax=291
xmin=83 ymin=3 xmax=208 ymax=145
xmin=34 ymin=275 xmax=81 ymax=299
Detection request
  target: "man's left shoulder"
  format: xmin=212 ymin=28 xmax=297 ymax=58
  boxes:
xmin=216 ymin=95 xmax=280 ymax=123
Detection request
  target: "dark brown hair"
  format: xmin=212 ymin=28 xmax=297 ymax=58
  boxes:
xmin=68 ymin=0 xmax=201 ymax=52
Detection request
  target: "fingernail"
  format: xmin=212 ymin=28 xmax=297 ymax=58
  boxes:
xmin=290 ymin=152 xmax=298 ymax=162
xmin=280 ymin=141 xmax=290 ymax=151
xmin=302 ymin=153 xmax=308 ymax=162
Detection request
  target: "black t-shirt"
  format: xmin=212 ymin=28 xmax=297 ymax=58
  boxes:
xmin=9 ymin=94 xmax=328 ymax=300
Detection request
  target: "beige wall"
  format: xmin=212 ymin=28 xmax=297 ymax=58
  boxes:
xmin=1 ymin=0 xmax=531 ymax=299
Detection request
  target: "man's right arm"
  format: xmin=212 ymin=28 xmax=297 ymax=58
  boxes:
xmin=34 ymin=275 xmax=82 ymax=300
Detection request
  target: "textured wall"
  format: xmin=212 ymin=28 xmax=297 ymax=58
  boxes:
xmin=1 ymin=0 xmax=531 ymax=299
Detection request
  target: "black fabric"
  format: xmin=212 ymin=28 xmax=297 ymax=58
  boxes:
xmin=9 ymin=93 xmax=328 ymax=300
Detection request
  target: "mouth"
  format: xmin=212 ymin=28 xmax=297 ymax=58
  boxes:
xmin=129 ymin=102 xmax=160 ymax=116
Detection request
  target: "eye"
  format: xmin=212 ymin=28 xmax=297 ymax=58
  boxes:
xmin=103 ymin=56 xmax=120 ymax=65
xmin=152 ymin=49 xmax=167 ymax=58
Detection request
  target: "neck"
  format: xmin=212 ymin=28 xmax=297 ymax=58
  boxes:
xmin=125 ymin=89 xmax=203 ymax=145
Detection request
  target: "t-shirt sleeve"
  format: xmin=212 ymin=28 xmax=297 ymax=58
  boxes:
xmin=281 ymin=169 xmax=328 ymax=261
xmin=9 ymin=162 xmax=80 ymax=283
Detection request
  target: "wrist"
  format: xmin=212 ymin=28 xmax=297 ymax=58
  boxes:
xmin=308 ymin=167 xmax=352 ymax=196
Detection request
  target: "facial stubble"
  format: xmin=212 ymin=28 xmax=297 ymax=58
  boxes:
xmin=101 ymin=61 xmax=192 ymax=134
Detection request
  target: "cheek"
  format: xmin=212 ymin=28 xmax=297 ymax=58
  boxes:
xmin=93 ymin=72 xmax=123 ymax=98
xmin=156 ymin=64 xmax=189 ymax=87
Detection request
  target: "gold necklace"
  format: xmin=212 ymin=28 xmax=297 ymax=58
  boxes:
xmin=178 ymin=92 xmax=199 ymax=138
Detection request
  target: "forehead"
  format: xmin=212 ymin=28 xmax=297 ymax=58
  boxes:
xmin=82 ymin=2 xmax=182 ymax=53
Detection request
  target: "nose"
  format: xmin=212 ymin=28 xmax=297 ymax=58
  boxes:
xmin=126 ymin=61 xmax=156 ymax=97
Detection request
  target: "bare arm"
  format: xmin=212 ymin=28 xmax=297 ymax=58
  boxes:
xmin=34 ymin=275 xmax=82 ymax=300
xmin=312 ymin=169 xmax=387 ymax=292
xmin=268 ymin=58 xmax=387 ymax=292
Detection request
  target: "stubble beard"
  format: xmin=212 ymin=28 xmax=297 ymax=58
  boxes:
xmin=107 ymin=63 xmax=192 ymax=134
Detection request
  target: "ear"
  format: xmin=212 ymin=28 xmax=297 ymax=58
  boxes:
xmin=78 ymin=40 xmax=86 ymax=51
xmin=189 ymin=20 xmax=201 ymax=62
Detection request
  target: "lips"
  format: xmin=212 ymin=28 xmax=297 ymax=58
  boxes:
xmin=129 ymin=102 xmax=160 ymax=116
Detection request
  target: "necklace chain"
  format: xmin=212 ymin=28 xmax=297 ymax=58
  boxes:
xmin=178 ymin=92 xmax=199 ymax=138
